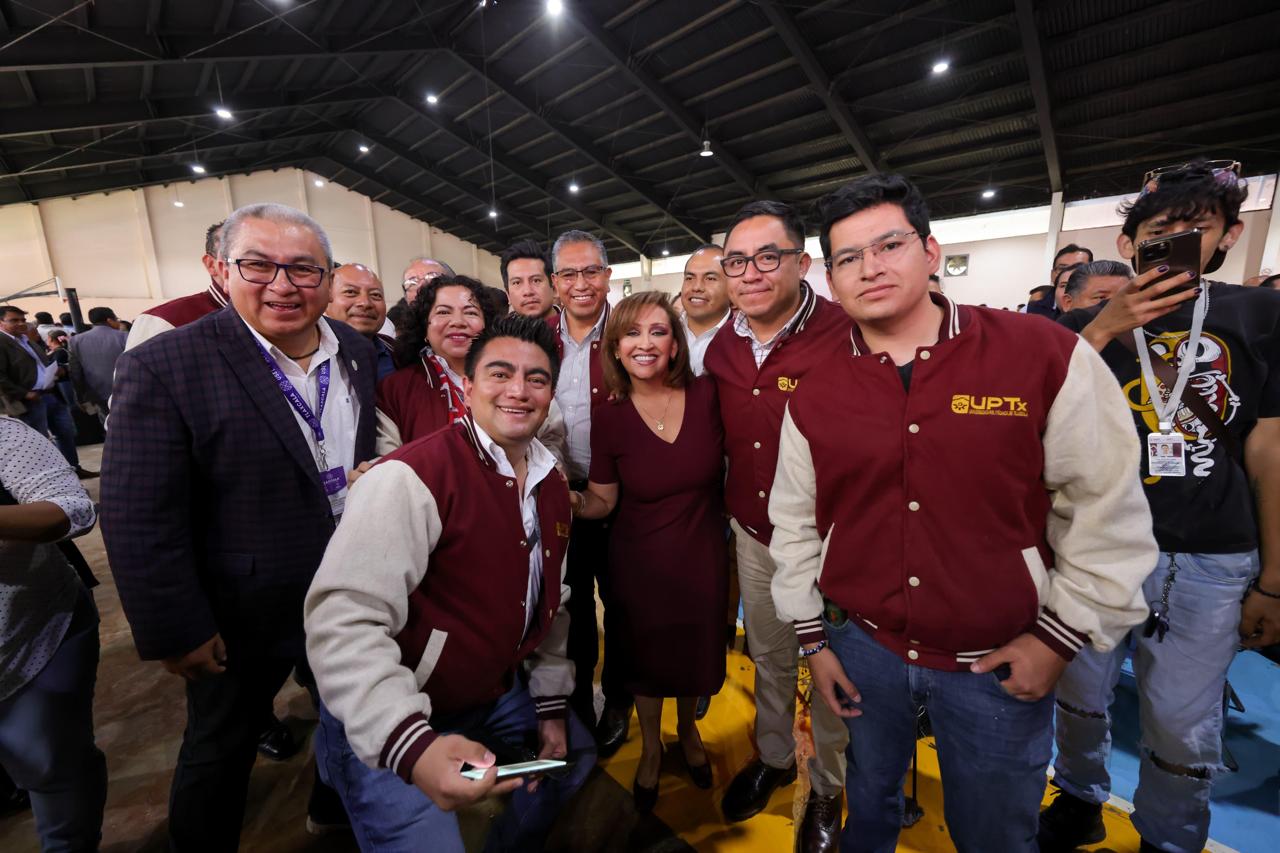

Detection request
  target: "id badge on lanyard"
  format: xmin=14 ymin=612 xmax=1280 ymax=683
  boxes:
xmin=1132 ymin=290 xmax=1207 ymax=479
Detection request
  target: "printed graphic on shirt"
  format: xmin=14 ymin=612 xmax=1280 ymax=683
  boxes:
xmin=950 ymin=394 xmax=1029 ymax=416
xmin=1122 ymin=329 xmax=1240 ymax=481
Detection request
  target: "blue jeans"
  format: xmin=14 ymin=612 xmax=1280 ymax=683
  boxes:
xmin=1053 ymin=550 xmax=1257 ymax=852
xmin=315 ymin=680 xmax=595 ymax=853
xmin=19 ymin=393 xmax=79 ymax=468
xmin=826 ymin=618 xmax=1054 ymax=853
xmin=0 ymin=588 xmax=106 ymax=852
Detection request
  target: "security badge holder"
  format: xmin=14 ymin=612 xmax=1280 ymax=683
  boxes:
xmin=1133 ymin=286 xmax=1208 ymax=480
xmin=1147 ymin=423 xmax=1187 ymax=478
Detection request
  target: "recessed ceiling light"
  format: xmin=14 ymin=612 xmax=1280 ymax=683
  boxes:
xmin=932 ymin=60 xmax=950 ymax=75
xmin=191 ymin=164 xmax=206 ymax=174
xmin=314 ymin=179 xmax=325 ymax=187
xmin=214 ymin=107 xmax=233 ymax=119
xmin=489 ymin=208 xmax=498 ymax=218
xmin=547 ymin=0 xmax=564 ymax=15
xmin=699 ymin=139 xmax=713 ymax=158
xmin=173 ymin=200 xmax=185 ymax=208
xmin=661 ymin=249 xmax=670 ymax=257
xmin=426 ymin=94 xmax=439 ymax=105
xmin=568 ymin=182 xmax=579 ymax=193
xmin=358 ymin=144 xmax=370 ymax=154
xmin=981 ymin=188 xmax=996 ymax=199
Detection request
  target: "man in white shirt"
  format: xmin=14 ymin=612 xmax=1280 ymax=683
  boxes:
xmin=680 ymin=243 xmax=732 ymax=377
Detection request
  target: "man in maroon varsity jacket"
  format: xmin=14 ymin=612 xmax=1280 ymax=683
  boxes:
xmin=769 ymin=174 xmax=1156 ymax=852
xmin=304 ymin=315 xmax=594 ymax=852
xmin=125 ymin=221 xmax=229 ymax=350
xmin=704 ymin=200 xmax=851 ymax=851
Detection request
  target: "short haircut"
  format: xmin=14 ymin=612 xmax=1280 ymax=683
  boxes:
xmin=690 ymin=242 xmax=724 ymax=255
xmin=1260 ymin=274 xmax=1280 ymax=289
xmin=814 ymin=174 xmax=932 ymax=259
xmin=1054 ymin=243 xmax=1094 ymax=265
xmin=928 ymin=274 xmax=940 ymax=284
xmin=87 ymin=307 xmax=117 ymax=324
xmin=393 ymin=274 xmax=500 ymax=366
xmin=464 ymin=313 xmax=561 ymax=386
xmin=402 ymin=256 xmax=456 ymax=281
xmin=551 ymin=230 xmax=609 ymax=272
xmin=205 ymin=221 xmax=225 ymax=258
xmin=1065 ymin=260 xmax=1132 ymax=298
xmin=1055 ymin=263 xmax=1084 ymax=289
xmin=34 ymin=311 xmax=53 ymax=324
xmin=220 ymin=203 xmax=332 ymax=267
xmin=725 ymin=200 xmax=806 ymax=250
xmin=1120 ymin=158 xmax=1249 ymax=239
xmin=600 ymin=291 xmax=693 ymax=398
xmin=1027 ymin=285 xmax=1054 ymax=300
xmin=59 ymin=313 xmax=72 ymax=324
xmin=0 ymin=305 xmax=25 ymax=319
xmin=500 ymin=239 xmax=551 ymax=288
xmin=48 ymin=329 xmax=67 ymax=341
xmin=482 ymin=285 xmax=510 ymax=316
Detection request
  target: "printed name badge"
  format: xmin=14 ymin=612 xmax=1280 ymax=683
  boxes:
xmin=1147 ymin=431 xmax=1186 ymax=478
xmin=320 ymin=466 xmax=347 ymax=516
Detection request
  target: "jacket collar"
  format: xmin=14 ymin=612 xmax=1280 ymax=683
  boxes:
xmin=849 ymin=291 xmax=965 ymax=357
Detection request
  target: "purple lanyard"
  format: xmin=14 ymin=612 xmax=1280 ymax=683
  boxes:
xmin=254 ymin=341 xmax=330 ymax=446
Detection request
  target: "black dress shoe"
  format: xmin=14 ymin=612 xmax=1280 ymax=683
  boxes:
xmin=799 ymin=793 xmax=842 ymax=853
xmin=695 ymin=695 xmax=711 ymax=720
xmin=721 ymin=758 xmax=797 ymax=822
xmin=256 ymin=717 xmax=300 ymax=762
xmin=677 ymin=741 xmax=713 ymax=789
xmin=305 ymin=776 xmax=351 ymax=835
xmin=595 ymin=704 xmax=632 ymax=758
xmin=1037 ymin=786 xmax=1105 ymax=851
xmin=633 ymin=777 xmax=659 ymax=814
xmin=74 ymin=467 xmax=99 ymax=480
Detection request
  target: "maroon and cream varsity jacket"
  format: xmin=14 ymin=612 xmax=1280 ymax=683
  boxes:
xmin=304 ymin=417 xmax=573 ymax=782
xmin=769 ymin=295 xmax=1156 ymax=669
xmin=703 ymin=286 xmax=852 ymax=545
xmin=373 ymin=359 xmax=452 ymax=455
xmin=124 ymin=282 xmax=228 ymax=351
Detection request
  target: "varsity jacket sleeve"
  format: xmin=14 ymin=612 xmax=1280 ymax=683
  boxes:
xmin=1037 ymin=337 xmax=1156 ymax=659
xmin=536 ymin=399 xmax=569 ymax=470
xmin=303 ymin=459 xmax=443 ymax=782
xmin=524 ymin=550 xmax=573 ymax=719
xmin=374 ymin=407 xmax=403 ymax=456
xmin=768 ymin=405 xmax=828 ymax=646
xmin=123 ymin=313 xmax=174 ymax=351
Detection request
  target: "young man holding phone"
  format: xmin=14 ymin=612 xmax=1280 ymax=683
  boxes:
xmin=304 ymin=315 xmax=594 ymax=851
xmin=1048 ymin=160 xmax=1280 ymax=853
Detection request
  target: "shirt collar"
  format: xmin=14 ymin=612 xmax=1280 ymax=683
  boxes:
xmin=682 ymin=309 xmax=730 ymax=340
xmin=471 ymin=418 xmax=557 ymax=494
xmin=241 ymin=317 xmax=338 ymax=374
xmin=732 ymin=281 xmax=816 ymax=346
xmin=557 ymin=302 xmax=609 ymax=345
xmin=848 ymin=291 xmax=965 ymax=357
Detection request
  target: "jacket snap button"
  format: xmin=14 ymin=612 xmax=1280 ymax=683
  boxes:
xmin=920 ymin=350 xmax=931 ymax=360
xmin=908 ymin=650 xmax=919 ymax=660
xmin=506 ymin=480 xmax=515 ymax=487
xmin=752 ymin=388 xmax=761 ymax=396
xmin=908 ymin=576 xmax=921 ymax=587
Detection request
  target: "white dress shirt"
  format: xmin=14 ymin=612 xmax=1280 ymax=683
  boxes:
xmin=682 ymin=310 xmax=731 ymax=377
xmin=555 ymin=308 xmax=608 ymax=481
xmin=472 ymin=421 xmax=559 ymax=636
xmin=242 ymin=319 xmax=360 ymax=517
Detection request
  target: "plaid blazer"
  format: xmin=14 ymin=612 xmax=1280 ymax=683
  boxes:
xmin=100 ymin=307 xmax=377 ymax=661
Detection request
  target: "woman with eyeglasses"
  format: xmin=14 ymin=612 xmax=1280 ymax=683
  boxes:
xmin=372 ymin=275 xmax=566 ymax=461
xmin=571 ymin=291 xmax=728 ymax=812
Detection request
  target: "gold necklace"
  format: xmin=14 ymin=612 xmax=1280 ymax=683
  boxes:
xmin=634 ymin=388 xmax=674 ymax=431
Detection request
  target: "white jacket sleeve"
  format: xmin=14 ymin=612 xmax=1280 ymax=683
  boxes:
xmin=123 ymin=313 xmax=174 ymax=351
xmin=768 ymin=405 xmax=827 ymax=646
xmin=525 ymin=552 xmax=574 ymax=718
xmin=374 ymin=407 xmax=404 ymax=456
xmin=1038 ymin=338 xmax=1157 ymax=656
xmin=536 ymin=399 xmax=569 ymax=469
xmin=304 ymin=459 xmax=442 ymax=780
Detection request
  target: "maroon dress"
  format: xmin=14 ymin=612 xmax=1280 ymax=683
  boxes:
xmin=589 ymin=376 xmax=728 ymax=697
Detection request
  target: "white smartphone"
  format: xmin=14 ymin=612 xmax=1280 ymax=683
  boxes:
xmin=460 ymin=758 xmax=567 ymax=781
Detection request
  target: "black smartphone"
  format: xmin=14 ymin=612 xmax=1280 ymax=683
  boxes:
xmin=1135 ymin=228 xmax=1201 ymax=294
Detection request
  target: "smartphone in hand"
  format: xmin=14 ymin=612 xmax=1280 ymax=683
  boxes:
xmin=1136 ymin=228 xmax=1201 ymax=294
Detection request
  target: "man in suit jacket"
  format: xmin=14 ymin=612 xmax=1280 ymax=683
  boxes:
xmin=0 ymin=306 xmax=87 ymax=476
xmin=101 ymin=202 xmax=377 ymax=851
xmin=68 ymin=306 xmax=128 ymax=419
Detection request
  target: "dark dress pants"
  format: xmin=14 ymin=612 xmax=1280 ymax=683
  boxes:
xmin=565 ymin=510 xmax=631 ymax=726
xmin=168 ymin=651 xmax=295 ymax=851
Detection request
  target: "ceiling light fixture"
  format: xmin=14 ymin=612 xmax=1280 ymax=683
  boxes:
xmin=358 ymin=144 xmax=370 ymax=154
xmin=981 ymin=188 xmax=996 ymax=199
xmin=547 ymin=0 xmax=564 ymax=15
xmin=426 ymin=93 xmax=439 ymax=105
xmin=489 ymin=208 xmax=498 ymax=218
xmin=699 ymin=139 xmax=713 ymax=158
xmin=314 ymin=179 xmax=326 ymax=187
xmin=932 ymin=60 xmax=950 ymax=75
xmin=568 ymin=181 xmax=579 ymax=193
xmin=173 ymin=200 xmax=184 ymax=208
xmin=214 ymin=107 xmax=233 ymax=119
xmin=191 ymin=164 xmax=206 ymax=174
xmin=661 ymin=248 xmax=670 ymax=256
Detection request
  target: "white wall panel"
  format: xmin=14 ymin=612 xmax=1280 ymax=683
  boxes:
xmin=143 ymin=179 xmax=233 ymax=300
xmin=39 ymin=192 xmax=155 ymax=301
xmin=430 ymin=229 xmax=476 ymax=279
xmin=372 ymin=202 xmax=427 ymax=299
xmin=0 ymin=204 xmax=53 ymax=298
xmin=229 ymin=169 xmax=307 ymax=211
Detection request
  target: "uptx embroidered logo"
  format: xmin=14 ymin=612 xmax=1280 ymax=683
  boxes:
xmin=777 ymin=376 xmax=798 ymax=392
xmin=950 ymin=394 xmax=1029 ymax=416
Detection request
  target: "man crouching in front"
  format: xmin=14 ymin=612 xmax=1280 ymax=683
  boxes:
xmin=304 ymin=314 xmax=594 ymax=852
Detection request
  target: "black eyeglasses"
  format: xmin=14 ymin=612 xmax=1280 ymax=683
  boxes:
xmin=720 ymin=248 xmax=804 ymax=277
xmin=553 ymin=265 xmax=607 ymax=283
xmin=232 ymin=258 xmax=328 ymax=288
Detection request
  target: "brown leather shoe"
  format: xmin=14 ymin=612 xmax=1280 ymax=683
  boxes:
xmin=798 ymin=793 xmax=842 ymax=853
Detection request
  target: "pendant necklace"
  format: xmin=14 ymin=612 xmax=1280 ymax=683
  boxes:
xmin=636 ymin=388 xmax=674 ymax=431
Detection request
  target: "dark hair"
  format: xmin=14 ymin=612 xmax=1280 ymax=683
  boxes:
xmin=690 ymin=242 xmax=724 ymax=255
xmin=0 ymin=305 xmax=25 ymax=319
xmin=1054 ymin=263 xmax=1084 ymax=290
xmin=724 ymin=200 xmax=806 ymax=250
xmin=59 ymin=312 xmax=72 ymax=325
xmin=1260 ymin=274 xmax=1280 ymax=289
xmin=48 ymin=329 xmax=68 ymax=341
xmin=1120 ymin=159 xmax=1249 ymax=240
xmin=500 ymin=239 xmax=551 ymax=289
xmin=34 ymin=311 xmax=53 ymax=324
xmin=1027 ymin=285 xmax=1054 ymax=300
xmin=600 ymin=292 xmax=693 ymax=398
xmin=464 ymin=313 xmax=561 ymax=386
xmin=205 ymin=221 xmax=224 ymax=257
xmin=1053 ymin=244 xmax=1093 ymax=265
xmin=814 ymin=174 xmax=932 ymax=259
xmin=928 ymin=274 xmax=940 ymax=284
xmin=1064 ymin=260 xmax=1132 ymax=298
xmin=482 ymin=286 xmax=510 ymax=316
xmin=393 ymin=274 xmax=500 ymax=366
xmin=87 ymin=307 xmax=117 ymax=324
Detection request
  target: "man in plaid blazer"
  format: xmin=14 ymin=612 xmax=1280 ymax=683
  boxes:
xmin=100 ymin=203 xmax=376 ymax=851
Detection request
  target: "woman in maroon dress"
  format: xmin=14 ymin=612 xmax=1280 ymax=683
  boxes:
xmin=572 ymin=292 xmax=728 ymax=812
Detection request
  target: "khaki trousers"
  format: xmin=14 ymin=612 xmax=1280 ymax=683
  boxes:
xmin=732 ymin=519 xmax=847 ymax=797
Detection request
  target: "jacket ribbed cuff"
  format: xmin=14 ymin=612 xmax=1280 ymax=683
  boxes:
xmin=1030 ymin=608 xmax=1089 ymax=661
xmin=380 ymin=713 xmax=438 ymax=783
xmin=532 ymin=695 xmax=570 ymax=720
xmin=794 ymin=617 xmax=827 ymax=647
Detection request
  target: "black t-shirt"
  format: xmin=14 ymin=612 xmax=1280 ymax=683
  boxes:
xmin=1059 ymin=281 xmax=1280 ymax=553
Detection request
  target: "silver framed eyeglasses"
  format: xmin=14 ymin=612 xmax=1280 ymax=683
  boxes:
xmin=824 ymin=231 xmax=919 ymax=273
xmin=232 ymin=258 xmax=328 ymax=288
xmin=553 ymin=265 xmax=607 ymax=283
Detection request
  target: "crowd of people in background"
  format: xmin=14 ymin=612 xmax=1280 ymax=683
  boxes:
xmin=1 ymin=158 xmax=1279 ymax=853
